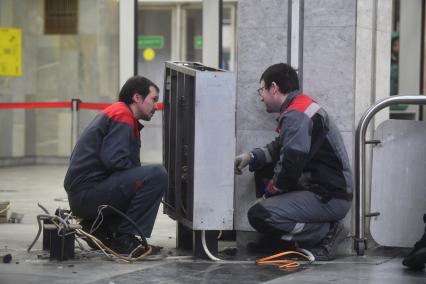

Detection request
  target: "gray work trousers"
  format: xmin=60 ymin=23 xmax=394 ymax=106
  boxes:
xmin=69 ymin=164 xmax=168 ymax=237
xmin=248 ymin=190 xmax=350 ymax=244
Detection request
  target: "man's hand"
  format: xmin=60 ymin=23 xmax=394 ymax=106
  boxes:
xmin=234 ymin=153 xmax=251 ymax=175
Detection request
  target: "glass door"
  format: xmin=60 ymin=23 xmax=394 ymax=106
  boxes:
xmin=136 ymin=1 xmax=237 ymax=163
xmin=137 ymin=6 xmax=173 ymax=163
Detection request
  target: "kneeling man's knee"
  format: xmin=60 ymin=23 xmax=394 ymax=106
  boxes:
xmin=150 ymin=165 xmax=168 ymax=181
xmin=248 ymin=203 xmax=285 ymax=237
xmin=248 ymin=203 xmax=270 ymax=230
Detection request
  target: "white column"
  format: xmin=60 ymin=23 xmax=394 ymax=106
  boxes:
xmin=119 ymin=0 xmax=135 ymax=87
xmin=202 ymin=0 xmax=220 ymax=68
xmin=287 ymin=0 xmax=304 ymax=89
xmin=289 ymin=0 xmax=300 ymax=70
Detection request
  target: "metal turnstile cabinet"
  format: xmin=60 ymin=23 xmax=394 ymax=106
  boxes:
xmin=162 ymin=62 xmax=235 ymax=257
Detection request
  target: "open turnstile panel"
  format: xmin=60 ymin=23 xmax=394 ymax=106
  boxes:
xmin=370 ymin=120 xmax=426 ymax=247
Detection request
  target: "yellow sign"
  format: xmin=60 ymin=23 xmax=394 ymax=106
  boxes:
xmin=0 ymin=27 xmax=22 ymax=77
xmin=143 ymin=48 xmax=156 ymax=62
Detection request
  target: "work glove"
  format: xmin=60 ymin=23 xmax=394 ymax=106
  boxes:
xmin=234 ymin=153 xmax=252 ymax=175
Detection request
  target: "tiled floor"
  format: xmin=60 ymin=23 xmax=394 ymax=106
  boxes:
xmin=0 ymin=165 xmax=425 ymax=283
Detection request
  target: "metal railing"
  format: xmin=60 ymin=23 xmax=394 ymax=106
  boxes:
xmin=0 ymin=99 xmax=163 ymax=154
xmin=0 ymin=100 xmax=110 ymax=153
xmin=354 ymin=95 xmax=426 ymax=255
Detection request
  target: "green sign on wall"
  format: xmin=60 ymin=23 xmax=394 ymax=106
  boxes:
xmin=194 ymin=35 xmax=202 ymax=49
xmin=138 ymin=36 xmax=164 ymax=49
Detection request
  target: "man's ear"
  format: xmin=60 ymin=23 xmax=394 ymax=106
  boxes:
xmin=132 ymin=93 xmax=142 ymax=103
xmin=271 ymin=82 xmax=278 ymax=95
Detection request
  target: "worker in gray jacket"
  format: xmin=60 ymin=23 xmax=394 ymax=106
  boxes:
xmin=235 ymin=63 xmax=352 ymax=260
xmin=64 ymin=76 xmax=167 ymax=257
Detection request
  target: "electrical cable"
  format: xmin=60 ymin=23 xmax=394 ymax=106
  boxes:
xmin=27 ymin=204 xmax=153 ymax=262
xmin=76 ymin=229 xmax=152 ymax=262
xmin=72 ymin=204 xmax=154 ymax=261
xmin=201 ymin=230 xmax=221 ymax=261
xmin=90 ymin=205 xmax=107 ymax=233
xmin=217 ymin=231 xmax=223 ymax=240
xmin=27 ymin=214 xmax=70 ymax=252
xmin=297 ymin=248 xmax=315 ymax=263
xmin=37 ymin=203 xmax=50 ymax=214
xmin=201 ymin=229 xmax=314 ymax=270
xmin=255 ymin=249 xmax=314 ymax=270
xmin=28 ymin=204 xmax=314 ymax=268
xmin=74 ymin=237 xmax=86 ymax=251
xmin=27 ymin=215 xmax=47 ymax=252
xmin=93 ymin=205 xmax=149 ymax=249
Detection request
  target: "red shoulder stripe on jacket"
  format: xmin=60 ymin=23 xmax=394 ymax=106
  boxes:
xmin=286 ymin=94 xmax=313 ymax=113
xmin=102 ymin=102 xmax=140 ymax=139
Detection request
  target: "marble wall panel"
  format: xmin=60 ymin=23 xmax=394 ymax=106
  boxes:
xmin=355 ymin=27 xmax=373 ymax=124
xmin=338 ymin=131 xmax=355 ymax=243
xmin=354 ymin=0 xmax=392 ymax=130
xmin=236 ymin=79 xmax=278 ymax=131
xmin=237 ymin=27 xmax=287 ymax=83
xmin=356 ymin=0 xmax=373 ymax=30
xmin=373 ymin=29 xmax=391 ymax=125
xmin=234 ymin=170 xmax=257 ymax=231
xmin=376 ymin=0 xmax=393 ymax=33
xmin=340 ymin=131 xmax=354 ymax=166
xmin=303 ymin=27 xmax=355 ymax=132
xmin=304 ymin=0 xmax=356 ymax=27
xmin=237 ymin=0 xmax=288 ymax=29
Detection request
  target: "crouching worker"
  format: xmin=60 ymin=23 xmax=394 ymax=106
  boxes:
xmin=64 ymin=76 xmax=168 ymax=257
xmin=235 ymin=63 xmax=352 ymax=261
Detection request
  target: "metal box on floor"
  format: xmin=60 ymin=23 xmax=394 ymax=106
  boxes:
xmin=163 ymin=62 xmax=235 ymax=233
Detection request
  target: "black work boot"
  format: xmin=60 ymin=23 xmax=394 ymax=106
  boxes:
xmin=309 ymin=222 xmax=348 ymax=261
xmin=402 ymin=214 xmax=426 ymax=271
xmin=110 ymin=234 xmax=159 ymax=257
xmin=79 ymin=219 xmax=113 ymax=250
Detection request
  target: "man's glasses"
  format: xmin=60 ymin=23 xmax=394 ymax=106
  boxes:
xmin=257 ymin=86 xmax=266 ymax=96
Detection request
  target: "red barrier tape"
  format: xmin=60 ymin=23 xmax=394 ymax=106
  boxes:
xmin=0 ymin=101 xmax=163 ymax=111
xmin=79 ymin=102 xmax=111 ymax=110
xmin=155 ymin=102 xmax=163 ymax=111
xmin=0 ymin=102 xmax=71 ymax=109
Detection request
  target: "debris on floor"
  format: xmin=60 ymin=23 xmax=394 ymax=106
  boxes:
xmin=2 ymin=253 xmax=12 ymax=263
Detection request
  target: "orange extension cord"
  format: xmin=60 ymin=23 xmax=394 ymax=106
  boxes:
xmin=256 ymin=250 xmax=312 ymax=270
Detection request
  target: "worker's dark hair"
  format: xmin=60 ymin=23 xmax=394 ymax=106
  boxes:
xmin=118 ymin=76 xmax=159 ymax=105
xmin=260 ymin=63 xmax=299 ymax=94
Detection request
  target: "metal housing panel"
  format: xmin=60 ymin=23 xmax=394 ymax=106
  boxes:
xmin=370 ymin=120 xmax=426 ymax=247
xmin=163 ymin=62 xmax=235 ymax=231
xmin=193 ymin=71 xmax=235 ymax=230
